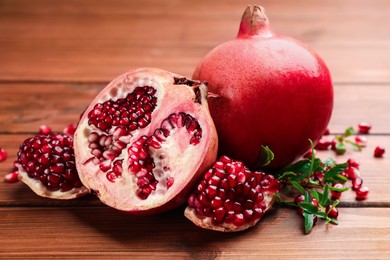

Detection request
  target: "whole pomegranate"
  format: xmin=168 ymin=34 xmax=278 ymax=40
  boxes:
xmin=17 ymin=133 xmax=88 ymax=199
xmin=193 ymin=5 xmax=333 ymax=169
xmin=74 ymin=67 xmax=218 ymax=214
xmin=185 ymin=156 xmax=279 ymax=232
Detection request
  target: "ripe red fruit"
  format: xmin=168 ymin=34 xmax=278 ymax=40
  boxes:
xmin=356 ymin=186 xmax=369 ymax=200
xmin=17 ymin=133 xmax=88 ymax=199
xmin=4 ymin=171 xmax=19 ymax=183
xmin=352 ymin=177 xmax=363 ymax=191
xmin=0 ymin=147 xmax=7 ymax=162
xmin=74 ymin=68 xmax=218 ymax=215
xmin=344 ymin=166 xmax=360 ymax=180
xmin=331 ymin=183 xmax=344 ymax=200
xmin=39 ymin=125 xmax=52 ymax=135
xmin=185 ymin=156 xmax=280 ymax=232
xmin=374 ymin=146 xmax=385 ymax=158
xmin=358 ymin=122 xmax=371 ymax=134
xmin=192 ymin=5 xmax=333 ymax=169
xmin=326 ymin=205 xmax=339 ymax=219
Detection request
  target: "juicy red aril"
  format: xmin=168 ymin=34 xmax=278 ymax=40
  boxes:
xmin=326 ymin=205 xmax=339 ymax=219
xmin=347 ymin=158 xmax=360 ymax=169
xmin=355 ymin=136 xmax=368 ymax=147
xmin=331 ymin=183 xmax=344 ymax=200
xmin=88 ymin=86 xmax=157 ymax=133
xmin=4 ymin=171 xmax=19 ymax=183
xmin=128 ymin=113 xmax=202 ymax=199
xmin=315 ymin=138 xmax=331 ymax=150
xmin=344 ymin=166 xmax=360 ymax=180
xmin=187 ymin=156 xmax=279 ymax=227
xmin=39 ymin=125 xmax=52 ymax=135
xmin=356 ymin=186 xmax=369 ymax=200
xmin=352 ymin=177 xmax=363 ymax=191
xmin=358 ymin=122 xmax=371 ymax=134
xmin=17 ymin=134 xmax=82 ymax=191
xmin=374 ymin=146 xmax=385 ymax=158
xmin=0 ymin=147 xmax=7 ymax=162
xmin=63 ymin=124 xmax=76 ymax=136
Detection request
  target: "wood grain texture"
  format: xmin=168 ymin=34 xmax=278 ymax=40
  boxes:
xmin=0 ymin=0 xmax=389 ymax=258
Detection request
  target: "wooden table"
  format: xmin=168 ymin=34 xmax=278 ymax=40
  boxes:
xmin=1 ymin=0 xmax=390 ymax=258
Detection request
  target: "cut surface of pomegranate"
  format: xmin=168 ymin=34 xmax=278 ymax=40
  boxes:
xmin=74 ymin=68 xmax=218 ymax=214
xmin=193 ymin=5 xmax=333 ymax=169
xmin=17 ymin=133 xmax=88 ymax=199
xmin=184 ymin=156 xmax=279 ymax=232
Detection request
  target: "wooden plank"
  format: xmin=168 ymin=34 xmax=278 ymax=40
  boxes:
xmin=1 ymin=83 xmax=390 ymax=134
xmin=0 ymin=207 xmax=389 ymax=258
xmin=0 ymin=0 xmax=389 ymax=83
xmin=1 ymin=133 xmax=389 ymax=206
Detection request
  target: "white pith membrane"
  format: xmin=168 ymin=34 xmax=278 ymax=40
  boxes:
xmin=184 ymin=192 xmax=276 ymax=232
xmin=74 ymin=68 xmax=217 ymax=212
xmin=17 ymin=167 xmax=89 ymax=199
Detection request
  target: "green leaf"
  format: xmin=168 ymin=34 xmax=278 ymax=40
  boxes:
xmin=254 ymin=145 xmax=275 ymax=169
xmin=310 ymin=189 xmax=320 ymax=202
xmin=321 ymin=184 xmax=331 ymax=206
xmin=303 ymin=212 xmax=314 ymax=234
xmin=328 ymin=186 xmax=349 ymax=193
xmin=324 ymin=163 xmax=348 ymax=180
xmin=322 ymin=158 xmax=336 ymax=168
xmin=277 ymin=171 xmax=297 ymax=181
xmin=344 ymin=127 xmax=355 ymax=137
xmin=345 ymin=139 xmax=362 ymax=151
xmin=329 ymin=218 xmax=339 ymax=225
xmin=279 ymin=160 xmax=311 ymax=176
xmin=299 ymin=202 xmax=319 ymax=214
xmin=313 ymin=211 xmax=327 ymax=219
xmin=291 ymin=181 xmax=306 ymax=195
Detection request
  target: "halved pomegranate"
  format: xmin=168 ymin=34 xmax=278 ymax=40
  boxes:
xmin=17 ymin=133 xmax=88 ymax=199
xmin=74 ymin=68 xmax=218 ymax=214
xmin=185 ymin=156 xmax=280 ymax=232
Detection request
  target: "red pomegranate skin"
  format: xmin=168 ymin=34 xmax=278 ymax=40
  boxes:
xmin=193 ymin=5 xmax=333 ymax=169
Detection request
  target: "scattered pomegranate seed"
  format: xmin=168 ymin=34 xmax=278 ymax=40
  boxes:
xmin=347 ymin=158 xmax=360 ymax=169
xmin=39 ymin=125 xmax=52 ymax=135
xmin=331 ymin=183 xmax=344 ymax=200
xmin=374 ymin=146 xmax=385 ymax=158
xmin=4 ymin=171 xmax=19 ymax=183
xmin=63 ymin=124 xmax=76 ymax=136
xmin=358 ymin=122 xmax=371 ymax=134
xmin=323 ymin=128 xmax=330 ymax=135
xmin=303 ymin=149 xmax=315 ymax=159
xmin=344 ymin=166 xmax=360 ymax=180
xmin=0 ymin=147 xmax=8 ymax=162
xmin=326 ymin=205 xmax=339 ymax=219
xmin=315 ymin=138 xmax=331 ymax=150
xmin=355 ymin=135 xmax=368 ymax=147
xmin=352 ymin=177 xmax=363 ymax=191
xmin=356 ymin=186 xmax=369 ymax=200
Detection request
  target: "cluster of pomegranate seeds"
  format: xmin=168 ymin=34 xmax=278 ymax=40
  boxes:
xmin=17 ymin=133 xmax=83 ymax=191
xmin=127 ymin=113 xmax=203 ymax=200
xmin=0 ymin=147 xmax=7 ymax=162
xmin=187 ymin=156 xmax=279 ymax=228
xmin=88 ymin=86 xmax=157 ymax=132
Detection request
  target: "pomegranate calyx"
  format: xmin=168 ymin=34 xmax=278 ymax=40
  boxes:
xmin=238 ymin=5 xmax=273 ymax=38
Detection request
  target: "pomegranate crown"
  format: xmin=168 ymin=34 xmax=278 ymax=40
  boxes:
xmin=237 ymin=5 xmax=273 ymax=38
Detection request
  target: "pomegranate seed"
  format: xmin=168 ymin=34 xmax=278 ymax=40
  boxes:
xmin=347 ymin=158 xmax=360 ymax=169
xmin=352 ymin=177 xmax=363 ymax=191
xmin=358 ymin=122 xmax=371 ymax=134
xmin=4 ymin=171 xmax=19 ymax=183
xmin=63 ymin=124 xmax=76 ymax=136
xmin=0 ymin=147 xmax=7 ymax=162
xmin=374 ymin=146 xmax=385 ymax=158
xmin=315 ymin=138 xmax=331 ymax=150
xmin=355 ymin=136 xmax=368 ymax=147
xmin=344 ymin=166 xmax=360 ymax=180
xmin=326 ymin=205 xmax=339 ymax=219
xmin=303 ymin=149 xmax=315 ymax=159
xmin=356 ymin=186 xmax=369 ymax=200
xmin=323 ymin=128 xmax=330 ymax=135
xmin=39 ymin=125 xmax=52 ymax=135
xmin=331 ymin=183 xmax=344 ymax=200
